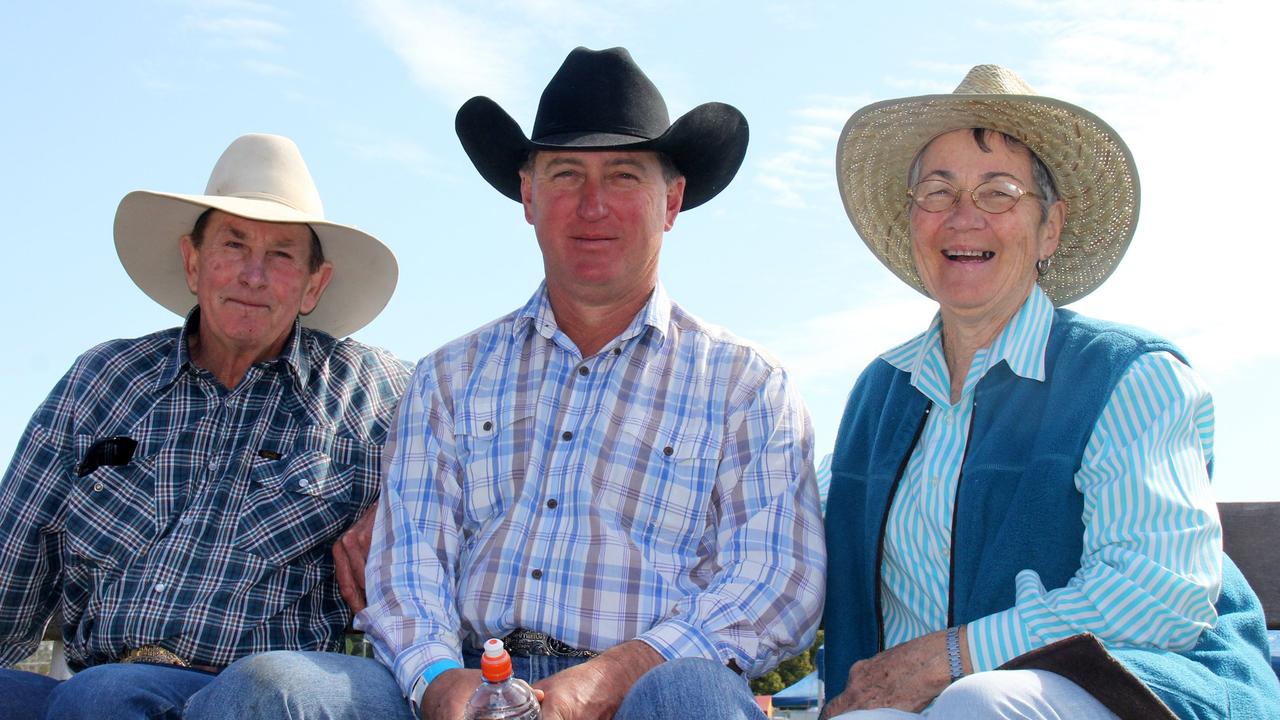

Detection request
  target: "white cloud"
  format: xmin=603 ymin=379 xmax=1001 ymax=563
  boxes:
xmin=185 ymin=14 xmax=287 ymax=53
xmin=754 ymin=95 xmax=867 ymax=209
xmin=340 ymin=135 xmax=444 ymax=179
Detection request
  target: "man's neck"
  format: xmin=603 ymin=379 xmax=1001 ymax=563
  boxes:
xmin=187 ymin=330 xmax=289 ymax=390
xmin=546 ymin=282 xmax=655 ymax=358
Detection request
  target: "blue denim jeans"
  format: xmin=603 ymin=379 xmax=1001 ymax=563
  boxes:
xmin=187 ymin=651 xmax=762 ymax=720
xmin=0 ymin=663 xmax=218 ymax=720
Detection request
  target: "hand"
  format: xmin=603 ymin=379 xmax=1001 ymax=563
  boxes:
xmin=819 ymin=628 xmax=968 ymax=718
xmin=333 ymin=504 xmax=377 ymax=613
xmin=418 ymin=667 xmax=483 ymax=720
xmin=533 ymin=640 xmax=663 ymax=720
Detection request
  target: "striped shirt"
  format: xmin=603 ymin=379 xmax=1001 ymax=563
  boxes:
xmin=359 ymin=283 xmax=825 ymax=695
xmin=0 ymin=311 xmax=410 ymax=669
xmin=879 ymin=286 xmax=1220 ymax=670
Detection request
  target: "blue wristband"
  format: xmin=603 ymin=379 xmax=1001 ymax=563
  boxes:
xmin=410 ymin=658 xmax=463 ymax=714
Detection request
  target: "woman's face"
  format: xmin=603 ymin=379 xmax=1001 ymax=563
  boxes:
xmin=909 ymin=129 xmax=1064 ymax=324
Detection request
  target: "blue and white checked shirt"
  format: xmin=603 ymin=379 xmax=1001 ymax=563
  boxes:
xmin=359 ymin=283 xmax=825 ymax=695
xmin=879 ymin=286 xmax=1221 ymax=670
xmin=0 ymin=311 xmax=410 ymax=669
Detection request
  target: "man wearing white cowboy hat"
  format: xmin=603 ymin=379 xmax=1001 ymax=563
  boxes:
xmin=821 ymin=66 xmax=1280 ymax=719
xmin=192 ymin=47 xmax=824 ymax=720
xmin=0 ymin=133 xmax=411 ymax=719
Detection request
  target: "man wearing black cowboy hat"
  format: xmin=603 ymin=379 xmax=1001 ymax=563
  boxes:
xmin=196 ymin=47 xmax=824 ymax=720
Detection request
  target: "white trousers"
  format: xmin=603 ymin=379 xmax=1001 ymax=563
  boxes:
xmin=831 ymin=669 xmax=1120 ymax=720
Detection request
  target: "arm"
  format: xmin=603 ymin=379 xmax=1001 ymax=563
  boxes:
xmin=634 ymin=365 xmax=827 ymax=677
xmin=966 ymin=351 xmax=1220 ymax=669
xmin=358 ymin=359 xmax=470 ymax=700
xmin=0 ymin=400 xmax=73 ymax=665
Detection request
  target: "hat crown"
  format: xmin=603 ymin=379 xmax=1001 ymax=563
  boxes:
xmin=532 ymin=46 xmax=672 ymax=143
xmin=952 ymin=64 xmax=1038 ymax=96
xmin=204 ymin=133 xmax=325 ymax=216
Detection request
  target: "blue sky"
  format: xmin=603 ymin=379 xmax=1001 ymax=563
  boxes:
xmin=3 ymin=1 xmax=1277 ymax=499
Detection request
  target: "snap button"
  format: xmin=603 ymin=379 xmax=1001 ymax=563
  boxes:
xmin=561 ymin=431 xmax=573 ymax=441
xmin=663 ymin=446 xmax=674 ymax=457
xmin=483 ymin=420 xmax=493 ymax=432
xmin=546 ymin=498 xmax=558 ymax=509
xmin=531 ymin=569 xmax=543 ymax=580
xmin=92 ymin=482 xmax=105 ymax=493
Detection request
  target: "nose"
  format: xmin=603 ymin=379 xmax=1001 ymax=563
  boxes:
xmin=944 ymin=192 xmax=988 ymax=231
xmin=576 ymin=178 xmax=608 ymax=221
xmin=238 ymin=253 xmax=268 ymax=287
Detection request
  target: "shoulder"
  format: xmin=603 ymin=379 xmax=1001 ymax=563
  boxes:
xmin=1051 ymin=309 xmax=1186 ymax=363
xmin=300 ymin=329 xmax=412 ymax=389
xmin=666 ymin=301 xmax=787 ymax=378
xmin=415 ymin=308 xmax=524 ymax=379
xmin=64 ymin=328 xmax=181 ymax=390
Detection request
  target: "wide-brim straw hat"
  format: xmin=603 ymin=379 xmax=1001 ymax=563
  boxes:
xmin=456 ymin=46 xmax=748 ymax=211
xmin=836 ymin=64 xmax=1139 ymax=305
xmin=114 ymin=133 xmax=397 ymax=338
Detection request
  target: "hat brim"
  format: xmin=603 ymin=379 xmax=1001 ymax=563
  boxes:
xmin=836 ymin=93 xmax=1140 ymax=306
xmin=114 ymin=190 xmax=398 ymax=338
xmin=456 ymin=96 xmax=748 ymax=211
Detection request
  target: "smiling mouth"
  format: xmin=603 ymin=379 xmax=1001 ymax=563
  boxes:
xmin=944 ymin=249 xmax=995 ymax=262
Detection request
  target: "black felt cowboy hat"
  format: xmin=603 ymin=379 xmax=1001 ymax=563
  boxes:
xmin=456 ymin=46 xmax=749 ymax=211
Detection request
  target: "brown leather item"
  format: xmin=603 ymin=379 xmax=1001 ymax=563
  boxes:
xmin=997 ymin=633 xmax=1176 ymax=720
xmin=119 ymin=645 xmax=222 ymax=674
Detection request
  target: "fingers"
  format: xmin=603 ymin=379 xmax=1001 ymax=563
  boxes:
xmin=333 ymin=505 xmax=378 ymax=613
xmin=333 ymin=541 xmax=367 ymax=614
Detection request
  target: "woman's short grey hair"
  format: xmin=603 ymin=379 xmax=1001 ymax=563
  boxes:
xmin=907 ymin=128 xmax=1059 ymax=223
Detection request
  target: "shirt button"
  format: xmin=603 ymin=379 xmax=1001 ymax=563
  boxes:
xmin=153 ymin=583 xmax=166 ymax=593
xmin=613 ymin=347 xmax=621 ymax=356
xmin=578 ymin=366 xmax=589 ymax=376
xmin=207 ymin=458 xmax=217 ymax=470
xmin=299 ymin=478 xmax=310 ymax=488
xmin=531 ymin=569 xmax=543 ymax=580
xmin=546 ymin=498 xmax=558 ymax=509
xmin=561 ymin=431 xmax=573 ymax=441
xmin=92 ymin=482 xmax=105 ymax=493
xmin=181 ymin=516 xmax=194 ymax=526
xmin=944 ymin=413 xmax=953 ymax=425
xmin=663 ymin=446 xmax=674 ymax=457
xmin=483 ymin=420 xmax=493 ymax=432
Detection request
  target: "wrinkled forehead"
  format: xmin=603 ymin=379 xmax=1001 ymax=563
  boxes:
xmin=912 ymin=128 xmax=1038 ymax=179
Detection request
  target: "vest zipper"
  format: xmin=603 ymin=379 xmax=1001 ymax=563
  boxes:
xmin=875 ymin=402 xmax=931 ymax=652
xmin=946 ymin=396 xmax=978 ymax=628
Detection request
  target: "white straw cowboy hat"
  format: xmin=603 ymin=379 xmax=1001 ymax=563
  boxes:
xmin=114 ymin=133 xmax=397 ymax=337
xmin=836 ymin=64 xmax=1140 ymax=306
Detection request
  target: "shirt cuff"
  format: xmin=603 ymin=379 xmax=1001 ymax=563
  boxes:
xmin=966 ymin=605 xmax=1037 ymax=672
xmin=393 ymin=641 xmax=464 ymax=698
xmin=635 ymin=617 xmax=723 ymax=666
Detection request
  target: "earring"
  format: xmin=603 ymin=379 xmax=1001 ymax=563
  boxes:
xmin=1036 ymin=256 xmax=1053 ymax=277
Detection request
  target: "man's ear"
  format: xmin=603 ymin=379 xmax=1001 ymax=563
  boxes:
xmin=299 ymin=261 xmax=334 ymax=316
xmin=180 ymin=235 xmax=200 ymax=294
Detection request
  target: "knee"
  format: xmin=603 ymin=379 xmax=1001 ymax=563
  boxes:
xmin=620 ymin=657 xmax=758 ymax=720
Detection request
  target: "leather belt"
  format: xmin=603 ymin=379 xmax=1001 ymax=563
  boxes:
xmin=119 ymin=645 xmax=222 ymax=674
xmin=500 ymin=628 xmax=598 ymax=659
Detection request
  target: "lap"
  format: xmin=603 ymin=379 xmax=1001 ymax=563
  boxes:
xmin=831 ymin=669 xmax=1119 ymax=720
xmin=0 ymin=668 xmax=59 ymax=720
xmin=184 ymin=650 xmax=414 ymax=720
xmin=617 ymin=657 xmax=765 ymax=720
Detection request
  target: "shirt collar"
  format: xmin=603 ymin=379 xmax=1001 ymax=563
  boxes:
xmin=155 ymin=307 xmax=309 ymax=391
xmin=513 ymin=280 xmax=672 ymax=351
xmin=882 ymin=285 xmax=1055 ymax=386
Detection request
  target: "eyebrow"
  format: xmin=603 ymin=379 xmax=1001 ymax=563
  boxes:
xmin=540 ymin=155 xmax=650 ymax=173
xmin=924 ymin=169 xmax=1028 ymax=184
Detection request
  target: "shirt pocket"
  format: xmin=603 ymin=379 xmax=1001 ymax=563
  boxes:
xmin=236 ymin=433 xmax=375 ymax=566
xmin=594 ymin=416 xmax=723 ymax=557
xmin=454 ymin=400 xmax=537 ymax=528
xmin=61 ymin=436 xmax=158 ymax=571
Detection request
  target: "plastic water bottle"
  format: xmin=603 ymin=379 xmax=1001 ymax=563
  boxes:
xmin=462 ymin=638 xmax=541 ymax=720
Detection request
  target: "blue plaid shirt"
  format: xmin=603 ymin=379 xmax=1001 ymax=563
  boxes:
xmin=0 ymin=310 xmax=410 ymax=669
xmin=360 ymin=283 xmax=826 ymax=695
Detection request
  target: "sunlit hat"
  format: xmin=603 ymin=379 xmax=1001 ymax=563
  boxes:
xmin=836 ymin=64 xmax=1140 ymax=305
xmin=114 ymin=133 xmax=397 ymax=337
xmin=456 ymin=46 xmax=749 ymax=211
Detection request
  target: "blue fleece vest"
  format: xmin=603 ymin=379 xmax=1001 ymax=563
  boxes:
xmin=823 ymin=309 xmax=1280 ymax=719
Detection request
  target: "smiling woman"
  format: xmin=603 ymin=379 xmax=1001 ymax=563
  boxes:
xmin=821 ymin=65 xmax=1280 ymax=720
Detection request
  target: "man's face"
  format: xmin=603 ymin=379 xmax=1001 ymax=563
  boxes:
xmin=520 ymin=150 xmax=685 ymax=308
xmin=181 ymin=210 xmax=332 ymax=361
